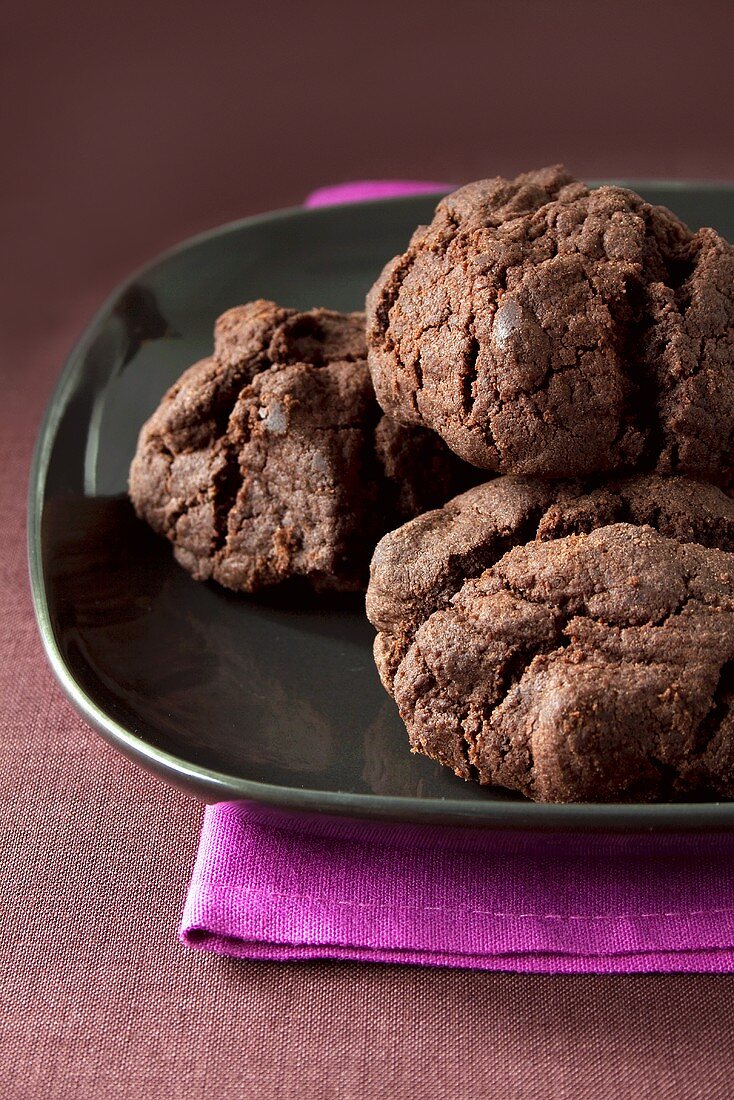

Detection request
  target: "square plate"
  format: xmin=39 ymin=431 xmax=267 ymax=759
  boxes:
xmin=29 ymin=186 xmax=734 ymax=836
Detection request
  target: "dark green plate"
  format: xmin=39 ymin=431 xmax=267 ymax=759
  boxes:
xmin=28 ymin=185 xmax=734 ymax=837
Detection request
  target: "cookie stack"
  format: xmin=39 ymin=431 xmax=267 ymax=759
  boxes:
xmin=130 ymin=166 xmax=734 ymax=803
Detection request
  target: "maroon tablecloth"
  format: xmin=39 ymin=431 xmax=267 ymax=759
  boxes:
xmin=4 ymin=1 xmax=734 ymax=1095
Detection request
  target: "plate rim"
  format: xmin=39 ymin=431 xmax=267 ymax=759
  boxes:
xmin=28 ymin=184 xmax=734 ymax=832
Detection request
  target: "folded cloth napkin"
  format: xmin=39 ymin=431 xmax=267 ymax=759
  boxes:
xmin=180 ymin=180 xmax=734 ymax=973
xmin=181 ymin=805 xmax=734 ymax=972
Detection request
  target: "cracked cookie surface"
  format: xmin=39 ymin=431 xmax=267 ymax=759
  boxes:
xmin=366 ymin=476 xmax=734 ymax=801
xmin=366 ymin=166 xmax=734 ymax=484
xmin=129 ymin=300 xmax=472 ymax=592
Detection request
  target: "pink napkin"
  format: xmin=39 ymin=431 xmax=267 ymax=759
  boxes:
xmin=179 ymin=180 xmax=734 ymax=973
xmin=181 ymin=805 xmax=734 ymax=972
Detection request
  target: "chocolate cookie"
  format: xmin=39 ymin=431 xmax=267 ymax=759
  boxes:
xmin=366 ymin=166 xmax=734 ymax=485
xmin=366 ymin=476 xmax=734 ymax=802
xmin=129 ymin=300 xmax=471 ymax=593
xmin=367 ymin=474 xmax=734 ymax=691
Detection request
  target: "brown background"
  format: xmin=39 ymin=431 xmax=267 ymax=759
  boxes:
xmin=2 ymin=0 xmax=734 ymax=1096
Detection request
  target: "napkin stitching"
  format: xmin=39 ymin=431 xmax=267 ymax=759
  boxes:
xmin=194 ymin=882 xmax=733 ymax=921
